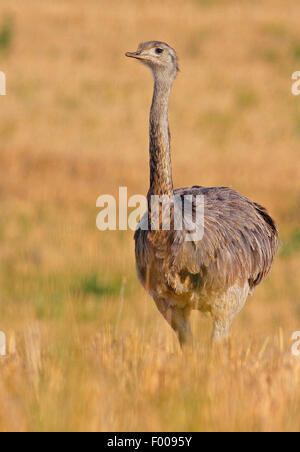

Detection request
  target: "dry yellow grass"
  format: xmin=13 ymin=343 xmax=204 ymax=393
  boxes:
xmin=0 ymin=0 xmax=300 ymax=432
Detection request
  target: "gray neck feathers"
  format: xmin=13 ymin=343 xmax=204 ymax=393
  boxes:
xmin=149 ymin=74 xmax=174 ymax=197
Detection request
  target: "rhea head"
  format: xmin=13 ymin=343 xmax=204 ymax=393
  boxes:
xmin=126 ymin=41 xmax=179 ymax=83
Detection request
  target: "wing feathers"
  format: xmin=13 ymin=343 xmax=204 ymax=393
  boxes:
xmin=135 ymin=186 xmax=279 ymax=295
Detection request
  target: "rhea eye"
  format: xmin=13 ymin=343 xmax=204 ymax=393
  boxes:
xmin=155 ymin=48 xmax=163 ymax=54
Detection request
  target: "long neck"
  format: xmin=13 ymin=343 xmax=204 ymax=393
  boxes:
xmin=148 ymin=76 xmax=174 ymax=197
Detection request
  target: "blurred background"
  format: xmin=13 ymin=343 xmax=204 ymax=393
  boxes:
xmin=0 ymin=0 xmax=300 ymax=432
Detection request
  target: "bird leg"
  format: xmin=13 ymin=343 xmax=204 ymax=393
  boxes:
xmin=211 ymin=284 xmax=250 ymax=343
xmin=211 ymin=318 xmax=232 ymax=343
xmin=155 ymin=298 xmax=193 ymax=348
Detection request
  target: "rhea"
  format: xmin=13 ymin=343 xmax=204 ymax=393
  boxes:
xmin=125 ymin=41 xmax=278 ymax=346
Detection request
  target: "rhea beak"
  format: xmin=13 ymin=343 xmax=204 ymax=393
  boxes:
xmin=125 ymin=51 xmax=143 ymax=59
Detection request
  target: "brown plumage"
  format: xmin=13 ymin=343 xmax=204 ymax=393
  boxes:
xmin=126 ymin=41 xmax=279 ymax=346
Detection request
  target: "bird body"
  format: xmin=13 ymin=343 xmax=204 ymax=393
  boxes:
xmin=126 ymin=41 xmax=279 ymax=346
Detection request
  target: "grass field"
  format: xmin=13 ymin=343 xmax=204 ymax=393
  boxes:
xmin=0 ymin=0 xmax=300 ymax=432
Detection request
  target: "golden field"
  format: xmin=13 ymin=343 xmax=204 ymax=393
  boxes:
xmin=0 ymin=0 xmax=300 ymax=432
